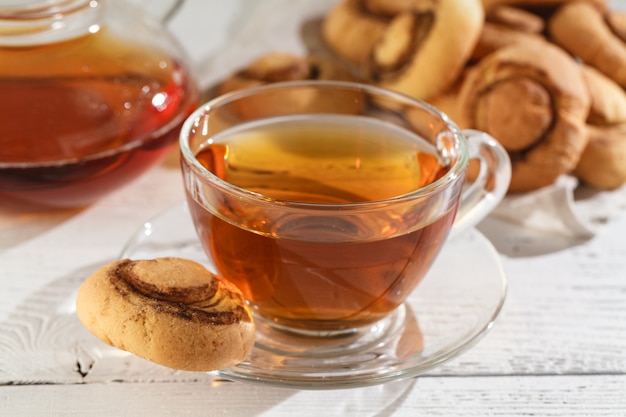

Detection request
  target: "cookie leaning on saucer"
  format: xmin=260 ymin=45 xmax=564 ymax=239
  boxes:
xmin=76 ymin=257 xmax=255 ymax=372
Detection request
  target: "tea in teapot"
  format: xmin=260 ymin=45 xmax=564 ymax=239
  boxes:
xmin=0 ymin=0 xmax=199 ymax=207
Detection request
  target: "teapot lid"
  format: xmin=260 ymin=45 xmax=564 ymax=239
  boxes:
xmin=0 ymin=0 xmax=94 ymax=14
xmin=0 ymin=0 xmax=103 ymax=46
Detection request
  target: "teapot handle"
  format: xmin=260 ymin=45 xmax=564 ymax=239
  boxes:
xmin=129 ymin=0 xmax=183 ymax=22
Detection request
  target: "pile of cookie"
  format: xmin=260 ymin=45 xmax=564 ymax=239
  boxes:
xmin=218 ymin=0 xmax=626 ymax=193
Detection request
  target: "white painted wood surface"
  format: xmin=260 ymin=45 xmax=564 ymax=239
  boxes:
xmin=2 ymin=1 xmax=626 ymax=415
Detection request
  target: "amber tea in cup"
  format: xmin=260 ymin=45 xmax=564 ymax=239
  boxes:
xmin=181 ymin=81 xmax=511 ymax=335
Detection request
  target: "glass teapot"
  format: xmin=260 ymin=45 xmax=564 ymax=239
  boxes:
xmin=0 ymin=0 xmax=199 ymax=208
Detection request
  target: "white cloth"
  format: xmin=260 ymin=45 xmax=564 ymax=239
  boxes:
xmin=477 ymin=175 xmax=626 ymax=257
xmin=491 ymin=176 xmax=593 ymax=239
xmin=492 ymin=176 xmax=626 ymax=239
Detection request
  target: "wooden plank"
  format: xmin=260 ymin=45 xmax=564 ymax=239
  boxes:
xmin=1 ymin=375 xmax=625 ymax=417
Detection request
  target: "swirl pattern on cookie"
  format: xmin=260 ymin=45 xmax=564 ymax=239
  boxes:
xmin=366 ymin=0 xmax=484 ymax=100
xmin=76 ymin=257 xmax=255 ymax=372
xmin=457 ymin=39 xmax=590 ymax=192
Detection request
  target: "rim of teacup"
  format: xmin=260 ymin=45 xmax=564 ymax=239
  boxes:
xmin=179 ymin=79 xmax=469 ymax=209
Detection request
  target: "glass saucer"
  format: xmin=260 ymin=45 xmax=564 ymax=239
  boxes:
xmin=120 ymin=203 xmax=507 ymax=389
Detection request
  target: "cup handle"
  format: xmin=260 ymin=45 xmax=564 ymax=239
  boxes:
xmin=449 ymin=129 xmax=512 ymax=239
xmin=128 ymin=0 xmax=183 ymax=22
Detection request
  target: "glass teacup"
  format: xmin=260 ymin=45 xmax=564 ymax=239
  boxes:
xmin=180 ymin=80 xmax=510 ymax=336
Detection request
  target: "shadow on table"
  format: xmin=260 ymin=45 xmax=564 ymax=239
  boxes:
xmin=0 ymin=261 xmax=210 ymax=386
xmin=0 ymin=261 xmax=416 ymax=416
xmin=0 ymin=196 xmax=83 ymax=252
xmin=192 ymin=377 xmax=415 ymax=417
xmin=477 ymin=184 xmax=626 ymax=257
xmin=476 ymin=216 xmax=591 ymax=258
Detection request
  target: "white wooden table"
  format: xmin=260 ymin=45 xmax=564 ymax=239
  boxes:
xmin=1 ymin=1 xmax=626 ymax=415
